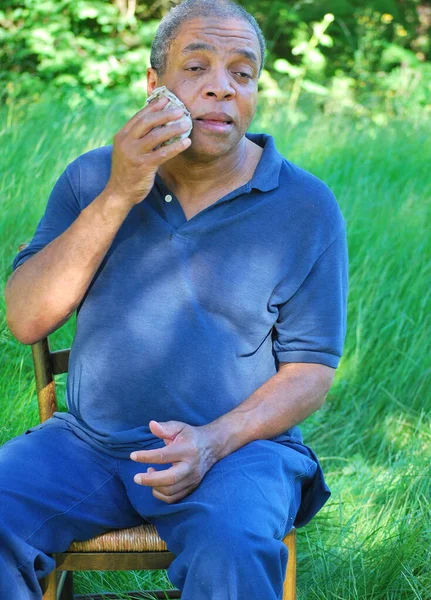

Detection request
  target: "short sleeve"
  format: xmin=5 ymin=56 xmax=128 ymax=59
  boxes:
xmin=13 ymin=165 xmax=81 ymax=271
xmin=272 ymin=227 xmax=348 ymax=369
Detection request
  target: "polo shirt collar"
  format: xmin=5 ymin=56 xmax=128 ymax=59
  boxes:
xmin=154 ymin=132 xmax=282 ymax=213
xmin=245 ymin=132 xmax=283 ymax=193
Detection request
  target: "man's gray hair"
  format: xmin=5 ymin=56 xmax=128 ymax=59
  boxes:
xmin=150 ymin=0 xmax=266 ymax=76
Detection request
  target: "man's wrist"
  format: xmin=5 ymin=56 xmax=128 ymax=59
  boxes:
xmin=200 ymin=414 xmax=253 ymax=463
xmin=95 ymin=187 xmax=136 ymax=223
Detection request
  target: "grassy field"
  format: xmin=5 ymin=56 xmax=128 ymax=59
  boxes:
xmin=1 ymin=95 xmax=430 ymax=599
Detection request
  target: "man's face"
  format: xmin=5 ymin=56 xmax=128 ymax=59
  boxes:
xmin=147 ymin=17 xmax=261 ymax=159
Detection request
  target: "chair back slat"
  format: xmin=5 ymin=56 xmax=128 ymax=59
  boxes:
xmin=31 ymin=338 xmax=58 ymax=422
xmin=52 ymin=349 xmax=70 ymax=375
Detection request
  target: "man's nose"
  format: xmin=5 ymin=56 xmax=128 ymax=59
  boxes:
xmin=202 ymin=68 xmax=235 ymax=100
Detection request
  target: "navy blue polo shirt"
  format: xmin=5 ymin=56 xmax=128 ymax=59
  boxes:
xmin=13 ymin=133 xmax=348 ymax=460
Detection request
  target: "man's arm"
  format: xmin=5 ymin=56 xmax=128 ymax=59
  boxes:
xmin=131 ymin=362 xmax=334 ymax=503
xmin=203 ymin=361 xmax=334 ymax=459
xmin=6 ymin=192 xmax=133 ymax=344
xmin=5 ymin=99 xmax=191 ymax=345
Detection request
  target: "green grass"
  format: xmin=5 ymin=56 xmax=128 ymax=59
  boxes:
xmin=1 ymin=95 xmax=430 ymax=599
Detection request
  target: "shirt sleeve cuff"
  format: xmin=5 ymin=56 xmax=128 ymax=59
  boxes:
xmin=12 ymin=246 xmax=42 ymax=271
xmin=275 ymin=349 xmax=340 ymax=369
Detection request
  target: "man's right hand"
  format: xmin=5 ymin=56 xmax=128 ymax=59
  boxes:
xmin=105 ymin=97 xmax=192 ymax=208
xmin=6 ymin=97 xmax=193 ymax=345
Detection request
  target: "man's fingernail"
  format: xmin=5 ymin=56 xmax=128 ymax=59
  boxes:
xmin=134 ymin=474 xmax=142 ymax=484
xmin=130 ymin=452 xmax=137 ymax=460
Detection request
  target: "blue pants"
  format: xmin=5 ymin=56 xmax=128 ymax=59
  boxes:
xmin=0 ymin=420 xmax=321 ymax=600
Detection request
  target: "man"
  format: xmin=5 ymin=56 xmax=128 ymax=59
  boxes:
xmin=2 ymin=0 xmax=347 ymax=598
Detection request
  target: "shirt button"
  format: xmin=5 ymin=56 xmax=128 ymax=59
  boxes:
xmin=165 ymin=194 xmax=173 ymax=203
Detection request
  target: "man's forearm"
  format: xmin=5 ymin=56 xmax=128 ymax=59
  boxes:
xmin=202 ymin=362 xmax=335 ymax=462
xmin=5 ymin=191 xmax=131 ymax=345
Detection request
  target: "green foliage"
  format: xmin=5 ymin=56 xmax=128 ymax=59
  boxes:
xmin=0 ymin=0 xmax=430 ymax=118
xmin=257 ymin=3 xmax=431 ymax=122
xmin=269 ymin=13 xmax=334 ymax=119
xmin=0 ymin=0 xmax=159 ymax=101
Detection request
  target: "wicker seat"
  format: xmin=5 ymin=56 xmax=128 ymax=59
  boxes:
xmin=29 ymin=338 xmax=296 ymax=600
xmin=69 ymin=524 xmax=167 ymax=553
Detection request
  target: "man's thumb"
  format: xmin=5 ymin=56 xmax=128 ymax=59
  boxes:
xmin=149 ymin=419 xmax=183 ymax=440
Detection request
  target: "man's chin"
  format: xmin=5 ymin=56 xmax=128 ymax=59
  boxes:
xmin=184 ymin=133 xmax=242 ymax=161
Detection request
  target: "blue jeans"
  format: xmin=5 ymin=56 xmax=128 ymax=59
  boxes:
xmin=0 ymin=419 xmax=327 ymax=599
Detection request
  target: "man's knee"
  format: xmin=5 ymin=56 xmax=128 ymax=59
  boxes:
xmin=167 ymin=514 xmax=288 ymax=599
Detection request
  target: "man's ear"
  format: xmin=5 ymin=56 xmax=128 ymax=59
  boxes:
xmin=147 ymin=68 xmax=159 ymax=95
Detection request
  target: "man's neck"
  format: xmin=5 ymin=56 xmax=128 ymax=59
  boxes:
xmin=157 ymin=137 xmax=261 ymax=202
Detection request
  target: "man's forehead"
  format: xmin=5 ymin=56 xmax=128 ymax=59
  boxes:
xmin=181 ymin=41 xmax=259 ymax=67
xmin=172 ymin=17 xmax=260 ymax=59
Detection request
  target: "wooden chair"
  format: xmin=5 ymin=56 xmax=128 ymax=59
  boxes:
xmin=30 ymin=336 xmax=297 ymax=600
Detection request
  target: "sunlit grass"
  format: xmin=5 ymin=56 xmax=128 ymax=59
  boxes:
xmin=1 ymin=95 xmax=430 ymax=599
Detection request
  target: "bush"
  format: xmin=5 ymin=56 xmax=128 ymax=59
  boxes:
xmin=1 ymin=0 xmax=430 ymax=121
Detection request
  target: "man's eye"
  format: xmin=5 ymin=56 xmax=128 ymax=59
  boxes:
xmin=235 ymin=72 xmax=252 ymax=79
xmin=187 ymin=66 xmax=204 ymax=72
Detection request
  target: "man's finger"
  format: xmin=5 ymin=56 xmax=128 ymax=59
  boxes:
xmin=131 ymin=441 xmax=192 ymax=465
xmin=136 ymin=464 xmax=196 ymax=495
xmin=152 ymin=137 xmax=192 ymax=164
xmin=124 ymin=137 xmax=191 ymax=171
xmin=132 ymin=118 xmax=191 ymax=155
xmin=152 ymin=483 xmax=197 ymax=504
xmin=134 ymin=461 xmax=189 ymax=487
xmin=151 ymin=474 xmax=198 ymax=497
xmin=121 ymin=97 xmax=169 ymax=135
xmin=128 ymin=106 xmax=187 ymax=141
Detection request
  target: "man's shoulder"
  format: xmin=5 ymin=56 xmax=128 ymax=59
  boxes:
xmin=68 ymin=144 xmax=113 ymax=173
xmin=279 ymin=157 xmax=338 ymax=210
xmin=268 ymin=157 xmax=343 ymax=235
xmin=251 ymin=132 xmax=341 ymax=220
xmin=65 ymin=145 xmax=114 ymax=205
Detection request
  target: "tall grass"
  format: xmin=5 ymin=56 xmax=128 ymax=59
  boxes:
xmin=1 ymin=95 xmax=430 ymax=599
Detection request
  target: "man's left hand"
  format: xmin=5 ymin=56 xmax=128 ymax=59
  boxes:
xmin=130 ymin=420 xmax=218 ymax=503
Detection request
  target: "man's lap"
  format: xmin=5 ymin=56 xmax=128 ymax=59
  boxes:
xmin=120 ymin=438 xmax=316 ymax=550
xmin=0 ymin=418 xmax=316 ymax=556
xmin=123 ymin=440 xmax=316 ymax=595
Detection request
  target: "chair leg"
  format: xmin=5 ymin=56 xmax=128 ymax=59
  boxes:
xmin=41 ymin=570 xmax=57 ymax=600
xmin=282 ymin=530 xmax=297 ymax=600
xmin=59 ymin=571 xmax=74 ymax=600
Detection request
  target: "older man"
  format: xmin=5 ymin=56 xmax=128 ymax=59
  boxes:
xmin=2 ymin=0 xmax=347 ymax=598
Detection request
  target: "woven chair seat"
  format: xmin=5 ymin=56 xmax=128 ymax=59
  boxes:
xmin=68 ymin=524 xmax=168 ymax=552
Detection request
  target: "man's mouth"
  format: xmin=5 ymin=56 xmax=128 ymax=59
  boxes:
xmin=194 ymin=113 xmax=234 ymax=132
xmin=195 ymin=112 xmax=233 ymax=124
xmin=196 ymin=118 xmax=232 ymax=124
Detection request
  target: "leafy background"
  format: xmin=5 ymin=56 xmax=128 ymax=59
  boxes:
xmin=1 ymin=0 xmax=430 ymax=122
